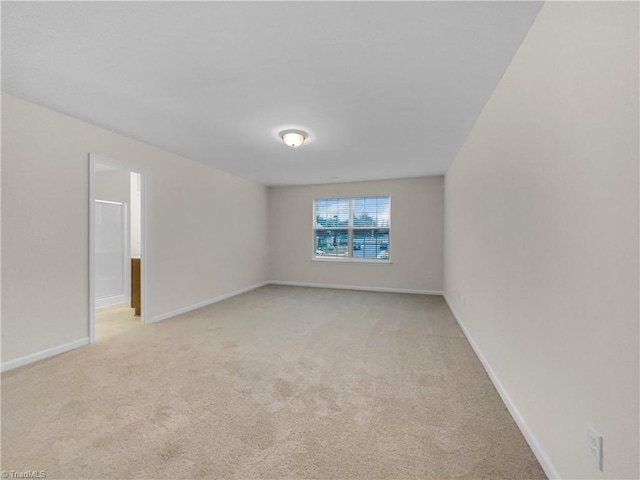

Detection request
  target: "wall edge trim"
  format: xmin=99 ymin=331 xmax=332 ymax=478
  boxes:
xmin=269 ymin=280 xmax=443 ymax=296
xmin=442 ymin=293 xmax=559 ymax=480
xmin=1 ymin=337 xmax=90 ymax=372
xmin=150 ymin=281 xmax=270 ymax=323
xmin=95 ymin=295 xmax=131 ymax=309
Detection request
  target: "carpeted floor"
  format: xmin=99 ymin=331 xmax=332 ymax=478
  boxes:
xmin=1 ymin=285 xmax=545 ymax=479
xmin=95 ymin=302 xmax=141 ymax=341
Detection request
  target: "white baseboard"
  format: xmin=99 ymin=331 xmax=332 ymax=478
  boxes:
xmin=442 ymin=294 xmax=558 ymax=480
xmin=150 ymin=280 xmax=440 ymax=324
xmin=0 ymin=282 xmax=555 ymax=480
xmin=1 ymin=337 xmax=90 ymax=373
xmin=269 ymin=280 xmax=443 ymax=296
xmin=150 ymin=281 xmax=270 ymax=323
xmin=96 ymin=294 xmax=131 ymax=309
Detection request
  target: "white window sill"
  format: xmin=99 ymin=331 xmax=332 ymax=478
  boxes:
xmin=311 ymin=257 xmax=392 ymax=265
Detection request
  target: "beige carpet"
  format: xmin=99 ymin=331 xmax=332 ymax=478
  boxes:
xmin=2 ymin=285 xmax=545 ymax=479
xmin=95 ymin=302 xmax=141 ymax=341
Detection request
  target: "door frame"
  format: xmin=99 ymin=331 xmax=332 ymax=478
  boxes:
xmin=89 ymin=153 xmax=149 ymax=342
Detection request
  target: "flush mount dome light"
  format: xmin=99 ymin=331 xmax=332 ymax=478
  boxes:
xmin=280 ymin=129 xmax=307 ymax=148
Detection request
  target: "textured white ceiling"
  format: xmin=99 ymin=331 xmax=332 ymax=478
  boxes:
xmin=2 ymin=1 xmax=542 ymax=186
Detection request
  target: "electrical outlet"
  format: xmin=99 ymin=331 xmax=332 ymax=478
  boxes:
xmin=587 ymin=426 xmax=603 ymax=471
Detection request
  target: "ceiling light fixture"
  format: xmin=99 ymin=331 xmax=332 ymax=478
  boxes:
xmin=280 ymin=129 xmax=307 ymax=148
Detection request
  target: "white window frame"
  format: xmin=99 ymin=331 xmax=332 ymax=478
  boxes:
xmin=312 ymin=196 xmax=392 ymax=264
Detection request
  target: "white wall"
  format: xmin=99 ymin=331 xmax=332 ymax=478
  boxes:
xmin=268 ymin=176 xmax=443 ymax=292
xmin=95 ymin=168 xmax=130 ymax=206
xmin=1 ymin=94 xmax=269 ymax=364
xmin=444 ymin=3 xmax=639 ymax=479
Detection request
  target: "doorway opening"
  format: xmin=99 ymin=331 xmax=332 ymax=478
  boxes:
xmin=89 ymin=154 xmax=148 ymax=342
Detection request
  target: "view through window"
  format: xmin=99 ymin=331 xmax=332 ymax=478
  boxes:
xmin=314 ymin=196 xmax=390 ymax=260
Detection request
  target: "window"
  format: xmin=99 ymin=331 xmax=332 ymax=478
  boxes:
xmin=314 ymin=196 xmax=390 ymax=261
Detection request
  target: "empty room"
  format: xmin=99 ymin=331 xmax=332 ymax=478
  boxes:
xmin=1 ymin=2 xmax=638 ymax=480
